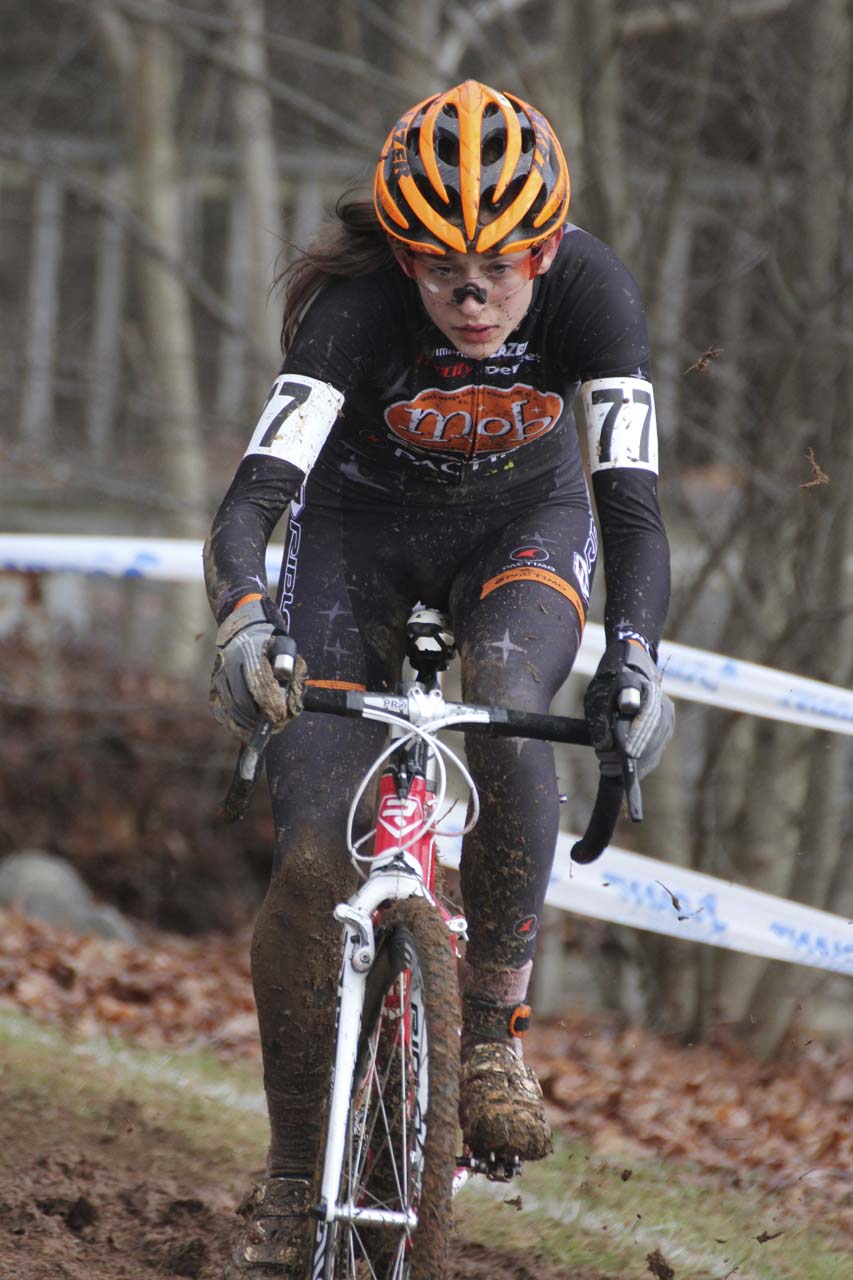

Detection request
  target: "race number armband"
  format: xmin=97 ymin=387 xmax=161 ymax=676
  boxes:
xmin=580 ymin=376 xmax=659 ymax=475
xmin=243 ymin=373 xmax=344 ymax=476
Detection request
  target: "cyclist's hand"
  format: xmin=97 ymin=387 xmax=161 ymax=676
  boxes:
xmin=210 ymin=596 xmax=304 ymax=742
xmin=584 ymin=639 xmax=674 ymax=780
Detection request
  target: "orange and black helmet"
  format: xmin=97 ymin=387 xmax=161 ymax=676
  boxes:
xmin=374 ymin=80 xmax=570 ymax=257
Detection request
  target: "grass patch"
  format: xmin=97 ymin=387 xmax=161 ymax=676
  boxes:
xmin=454 ymin=1137 xmax=850 ymax=1279
xmin=0 ymin=1007 xmax=268 ymax=1174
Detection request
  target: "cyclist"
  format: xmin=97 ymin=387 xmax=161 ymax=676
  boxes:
xmin=205 ymin=80 xmax=674 ymax=1277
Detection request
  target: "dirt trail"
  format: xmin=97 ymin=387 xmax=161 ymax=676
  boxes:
xmin=0 ymin=1042 xmax=601 ymax=1280
xmin=2 ymin=909 xmax=851 ymax=1279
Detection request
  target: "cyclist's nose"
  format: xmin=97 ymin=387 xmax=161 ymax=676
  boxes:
xmin=451 ymin=280 xmax=488 ymax=306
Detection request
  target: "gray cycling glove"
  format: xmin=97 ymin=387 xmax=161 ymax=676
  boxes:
xmin=210 ymin=596 xmax=298 ymax=742
xmin=584 ymin=639 xmax=674 ymax=780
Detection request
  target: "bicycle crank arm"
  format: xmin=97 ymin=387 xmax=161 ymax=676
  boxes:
xmin=457 ymin=1152 xmax=523 ymax=1182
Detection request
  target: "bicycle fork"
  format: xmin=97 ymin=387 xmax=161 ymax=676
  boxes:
xmin=310 ymin=865 xmax=428 ymax=1276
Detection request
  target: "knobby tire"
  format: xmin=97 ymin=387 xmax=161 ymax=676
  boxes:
xmin=325 ymin=895 xmax=460 ymax=1280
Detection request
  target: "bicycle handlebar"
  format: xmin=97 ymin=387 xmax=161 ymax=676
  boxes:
xmin=302 ymin=686 xmax=594 ymax=743
xmin=219 ymin=681 xmax=642 ymax=862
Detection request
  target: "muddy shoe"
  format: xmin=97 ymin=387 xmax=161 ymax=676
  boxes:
xmin=459 ymin=1042 xmax=552 ymax=1162
xmin=227 ymin=1176 xmax=311 ymax=1278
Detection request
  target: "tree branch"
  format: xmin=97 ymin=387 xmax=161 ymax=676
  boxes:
xmin=76 ymin=0 xmax=379 ymax=151
xmin=623 ymin=0 xmax=793 ymax=38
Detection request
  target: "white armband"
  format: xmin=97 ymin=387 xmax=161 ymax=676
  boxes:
xmin=580 ymin=376 xmax=659 ymax=475
xmin=243 ymin=373 xmax=344 ymax=476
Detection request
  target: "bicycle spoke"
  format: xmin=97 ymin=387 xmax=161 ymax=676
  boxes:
xmin=350 ymin=1025 xmax=383 ymax=1191
xmin=349 ymin=1224 xmax=381 ymax=1280
xmin=399 ymin=993 xmax=409 ymax=1208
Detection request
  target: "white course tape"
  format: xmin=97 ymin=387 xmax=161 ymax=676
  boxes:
xmin=0 ymin=533 xmax=282 ymax=585
xmin=3 ymin=533 xmax=853 ymax=735
xmin=437 ymin=829 xmax=853 ymax=977
xmin=4 ymin=532 xmax=853 ymax=978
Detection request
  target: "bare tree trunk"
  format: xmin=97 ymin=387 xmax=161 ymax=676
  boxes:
xmin=227 ymin=0 xmax=286 ymax=403
xmin=87 ymin=168 xmax=129 ymax=460
xmin=570 ymin=0 xmax=627 ymax=248
xmin=20 ymin=171 xmax=64 ymax=449
xmin=394 ymin=1 xmax=445 ymax=99
xmin=739 ymin=0 xmax=853 ymax=1057
xmin=337 ymin=0 xmax=367 ymax=59
xmin=216 ymin=190 xmax=250 ymax=423
xmin=641 ymin=4 xmax=726 ymax=318
xmin=95 ymin=3 xmax=208 ymax=673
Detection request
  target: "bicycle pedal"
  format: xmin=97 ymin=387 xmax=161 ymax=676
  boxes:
xmin=457 ymin=1152 xmax=523 ymax=1182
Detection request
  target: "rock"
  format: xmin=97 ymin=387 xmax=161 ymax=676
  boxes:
xmin=0 ymin=850 xmax=139 ymax=944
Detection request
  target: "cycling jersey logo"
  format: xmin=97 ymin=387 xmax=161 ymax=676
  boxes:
xmin=385 ymin=384 xmax=563 ymax=457
xmin=417 ymin=352 xmax=473 ymax=378
xmin=510 ymin=546 xmax=550 ymax=564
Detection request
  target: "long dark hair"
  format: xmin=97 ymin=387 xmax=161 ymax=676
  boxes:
xmin=278 ymin=195 xmax=394 ymax=352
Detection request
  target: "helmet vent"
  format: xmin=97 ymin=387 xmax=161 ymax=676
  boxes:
xmin=482 ymin=135 xmax=506 ymax=166
xmin=436 ymin=133 xmax=459 ymax=165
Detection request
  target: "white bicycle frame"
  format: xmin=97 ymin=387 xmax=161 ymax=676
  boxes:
xmin=313 ymin=855 xmax=429 ymax=1243
xmin=309 ymin=690 xmax=480 ymax=1275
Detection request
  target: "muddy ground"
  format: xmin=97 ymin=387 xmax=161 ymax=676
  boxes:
xmin=0 ymin=1070 xmax=605 ymax=1280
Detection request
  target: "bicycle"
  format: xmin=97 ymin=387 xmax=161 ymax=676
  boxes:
xmin=221 ymin=606 xmax=642 ymax=1280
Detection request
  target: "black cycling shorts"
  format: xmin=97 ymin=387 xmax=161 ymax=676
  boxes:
xmin=265 ymin=479 xmax=597 ymax=968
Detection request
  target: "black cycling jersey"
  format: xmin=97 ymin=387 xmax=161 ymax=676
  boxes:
xmin=209 ymin=225 xmax=673 ymax=1182
xmin=205 ymin=225 xmax=670 ymax=652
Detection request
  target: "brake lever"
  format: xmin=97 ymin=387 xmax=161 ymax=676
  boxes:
xmin=218 ymin=633 xmax=297 ymax=824
xmin=219 ymin=716 xmax=274 ymax=823
xmin=614 ymin=686 xmax=643 ymax=823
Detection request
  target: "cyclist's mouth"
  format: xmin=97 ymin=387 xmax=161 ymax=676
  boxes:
xmin=455 ymin=324 xmax=497 ymax=340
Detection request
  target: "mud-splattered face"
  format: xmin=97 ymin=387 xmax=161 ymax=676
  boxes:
xmin=405 ymin=241 xmax=560 ymax=359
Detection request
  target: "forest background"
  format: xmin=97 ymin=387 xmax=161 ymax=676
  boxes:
xmin=2 ymin=0 xmax=853 ymax=1061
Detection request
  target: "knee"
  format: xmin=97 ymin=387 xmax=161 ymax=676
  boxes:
xmin=460 ymin=655 xmax=549 ymax=714
xmin=266 ymin=829 xmax=355 ymax=917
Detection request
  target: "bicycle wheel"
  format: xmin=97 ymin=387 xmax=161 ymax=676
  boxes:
xmin=328 ymin=894 xmax=460 ymax=1280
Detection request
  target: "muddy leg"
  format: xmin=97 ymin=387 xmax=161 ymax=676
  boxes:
xmin=456 ymin=578 xmax=580 ymax=978
xmin=453 ymin=580 xmax=581 ymax=1162
xmin=252 ymin=712 xmax=383 ymax=1179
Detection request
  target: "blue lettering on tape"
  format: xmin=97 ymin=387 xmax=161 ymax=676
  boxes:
xmin=124 ymin=552 xmax=160 ymax=578
xmin=659 ymin=656 xmax=739 ymax=695
xmin=779 ymin=691 xmax=853 ymax=725
xmin=769 ymin=922 xmax=853 ymax=972
xmin=602 ymin=874 xmax=729 ymax=938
